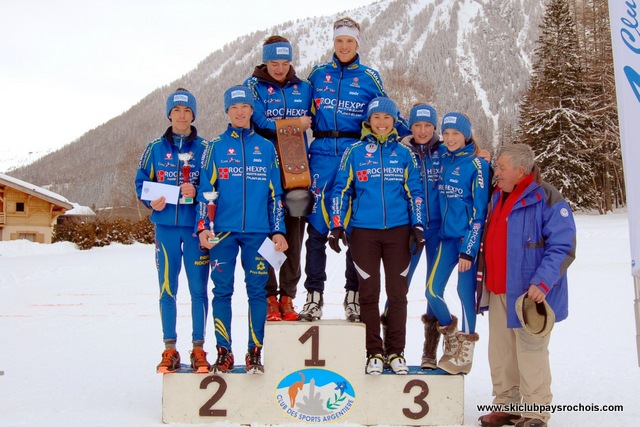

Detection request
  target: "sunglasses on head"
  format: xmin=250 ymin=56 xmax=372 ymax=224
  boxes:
xmin=333 ymin=18 xmax=359 ymax=30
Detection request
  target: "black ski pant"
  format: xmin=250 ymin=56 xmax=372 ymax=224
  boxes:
xmin=265 ymin=214 xmax=306 ymax=299
xmin=350 ymin=225 xmax=410 ymax=356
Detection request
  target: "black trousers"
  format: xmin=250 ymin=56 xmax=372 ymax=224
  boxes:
xmin=265 ymin=214 xmax=306 ymax=298
xmin=350 ymin=225 xmax=411 ymax=356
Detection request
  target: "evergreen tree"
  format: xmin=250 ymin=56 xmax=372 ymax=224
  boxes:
xmin=518 ymin=0 xmax=598 ymax=210
xmin=580 ymin=0 xmax=625 ymax=212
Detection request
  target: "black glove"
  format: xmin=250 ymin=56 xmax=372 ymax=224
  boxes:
xmin=328 ymin=227 xmax=348 ymax=253
xmin=409 ymin=225 xmax=425 ymax=255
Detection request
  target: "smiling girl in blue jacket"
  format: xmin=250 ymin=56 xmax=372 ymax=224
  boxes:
xmin=329 ymin=97 xmax=424 ymax=375
xmin=429 ymin=112 xmax=490 ymax=375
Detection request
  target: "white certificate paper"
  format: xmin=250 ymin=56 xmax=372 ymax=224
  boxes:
xmin=258 ymin=237 xmax=287 ymax=270
xmin=141 ymin=181 xmax=180 ymax=205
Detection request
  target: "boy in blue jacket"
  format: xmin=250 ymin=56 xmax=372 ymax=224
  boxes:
xmin=301 ymin=16 xmax=409 ymax=322
xmin=244 ymin=35 xmax=313 ymax=322
xmin=197 ymin=86 xmax=288 ymax=374
xmin=135 ymin=88 xmax=211 ymax=374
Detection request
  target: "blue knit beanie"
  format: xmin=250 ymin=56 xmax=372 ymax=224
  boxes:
xmin=223 ymin=86 xmax=254 ymax=112
xmin=262 ymin=41 xmax=293 ymax=62
xmin=409 ymin=104 xmax=438 ymax=129
xmin=366 ymin=97 xmax=398 ymax=122
xmin=166 ymin=89 xmax=197 ymax=121
xmin=441 ymin=112 xmax=472 ymax=141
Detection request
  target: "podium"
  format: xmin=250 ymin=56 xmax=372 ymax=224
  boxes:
xmin=162 ymin=320 xmax=464 ymax=425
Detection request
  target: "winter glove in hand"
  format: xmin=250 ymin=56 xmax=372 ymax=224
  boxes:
xmin=328 ymin=227 xmax=347 ymax=253
xmin=409 ymin=225 xmax=425 ymax=255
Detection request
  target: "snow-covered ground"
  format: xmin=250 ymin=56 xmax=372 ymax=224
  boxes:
xmin=0 ymin=210 xmax=638 ymax=426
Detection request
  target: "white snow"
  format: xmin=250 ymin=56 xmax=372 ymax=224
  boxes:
xmin=1 ymin=210 xmax=639 ymax=426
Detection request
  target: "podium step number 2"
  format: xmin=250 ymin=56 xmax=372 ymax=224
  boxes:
xmin=163 ymin=320 xmax=463 ymax=426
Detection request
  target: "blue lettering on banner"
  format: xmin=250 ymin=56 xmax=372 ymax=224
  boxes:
xmin=623 ymin=66 xmax=640 ymax=103
xmin=618 ymin=0 xmax=640 ymax=102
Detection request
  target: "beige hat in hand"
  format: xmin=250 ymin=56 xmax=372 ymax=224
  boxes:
xmin=515 ymin=293 xmax=555 ymax=337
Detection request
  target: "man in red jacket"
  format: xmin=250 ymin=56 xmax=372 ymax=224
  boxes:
xmin=478 ymin=144 xmax=576 ymax=427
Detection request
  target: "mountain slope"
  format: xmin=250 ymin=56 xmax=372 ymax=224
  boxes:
xmin=10 ymin=0 xmax=545 ymax=214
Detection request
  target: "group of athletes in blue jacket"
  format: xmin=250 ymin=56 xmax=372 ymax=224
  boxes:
xmin=134 ymin=14 xmax=577 ymax=427
xmin=134 ymin=16 xmax=499 ymax=378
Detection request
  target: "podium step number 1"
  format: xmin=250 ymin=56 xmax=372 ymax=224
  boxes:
xmin=163 ymin=320 xmax=463 ymax=425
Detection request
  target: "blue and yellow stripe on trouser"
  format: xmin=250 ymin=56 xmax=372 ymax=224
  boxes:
xmin=208 ymin=232 xmax=269 ymax=352
xmin=424 ymin=237 xmax=478 ymax=333
xmin=156 ymin=224 xmax=210 ymax=342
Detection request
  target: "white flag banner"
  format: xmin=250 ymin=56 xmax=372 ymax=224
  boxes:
xmin=608 ymin=0 xmax=640 ymax=277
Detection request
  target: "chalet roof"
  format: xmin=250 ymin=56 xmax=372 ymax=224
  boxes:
xmin=0 ymin=172 xmax=74 ymax=210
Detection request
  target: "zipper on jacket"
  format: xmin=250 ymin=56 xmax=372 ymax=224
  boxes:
xmin=241 ymin=131 xmax=247 ymax=232
xmin=334 ymin=67 xmax=344 ymax=156
xmin=174 ymin=138 xmax=182 ymax=226
xmin=379 ymin=142 xmax=387 ymax=229
xmin=280 ymin=86 xmax=288 ymax=119
xmin=174 ymin=134 xmax=192 ymax=226
xmin=419 ymin=151 xmax=431 ymax=229
xmin=440 ymin=152 xmax=454 ymax=238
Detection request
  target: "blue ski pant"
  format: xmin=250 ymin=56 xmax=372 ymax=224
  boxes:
xmin=208 ymin=232 xmax=269 ymax=352
xmin=306 ymin=151 xmax=339 ymax=235
xmin=155 ymin=224 xmax=210 ymax=343
xmin=426 ymin=237 xmax=478 ymax=333
xmin=305 ymin=151 xmax=358 ymax=293
xmin=304 ymin=222 xmax=358 ymax=293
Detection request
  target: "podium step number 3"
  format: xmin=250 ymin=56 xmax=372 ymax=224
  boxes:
xmin=163 ymin=320 xmax=463 ymax=426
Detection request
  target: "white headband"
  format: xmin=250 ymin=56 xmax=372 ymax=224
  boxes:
xmin=333 ymin=26 xmax=361 ymax=45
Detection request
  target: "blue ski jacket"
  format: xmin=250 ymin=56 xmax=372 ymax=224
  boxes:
xmin=330 ymin=124 xmax=424 ymax=230
xmin=400 ymin=134 xmax=444 ymax=231
xmin=486 ymin=181 xmax=576 ymax=327
xmin=135 ymin=126 xmax=208 ymax=227
xmin=244 ymin=64 xmax=313 ymax=143
xmin=195 ymin=125 xmax=286 ymax=235
xmin=438 ymin=142 xmax=490 ymax=259
xmin=307 ymin=54 xmax=409 ymax=157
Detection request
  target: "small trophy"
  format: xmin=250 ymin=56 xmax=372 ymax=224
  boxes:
xmin=203 ymin=191 xmax=219 ymax=244
xmin=178 ymin=152 xmax=194 ymax=204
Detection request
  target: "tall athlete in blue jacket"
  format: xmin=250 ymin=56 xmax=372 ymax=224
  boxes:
xmin=244 ymin=35 xmax=313 ymax=322
xmin=135 ymin=88 xmax=211 ymax=374
xmin=301 ymin=16 xmax=409 ymax=322
xmin=329 ymin=97 xmax=424 ymax=375
xmin=197 ymin=86 xmax=287 ymax=374
xmin=430 ymin=112 xmax=490 ymax=375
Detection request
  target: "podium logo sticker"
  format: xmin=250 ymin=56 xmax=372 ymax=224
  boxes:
xmin=275 ymin=368 xmax=356 ymax=423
